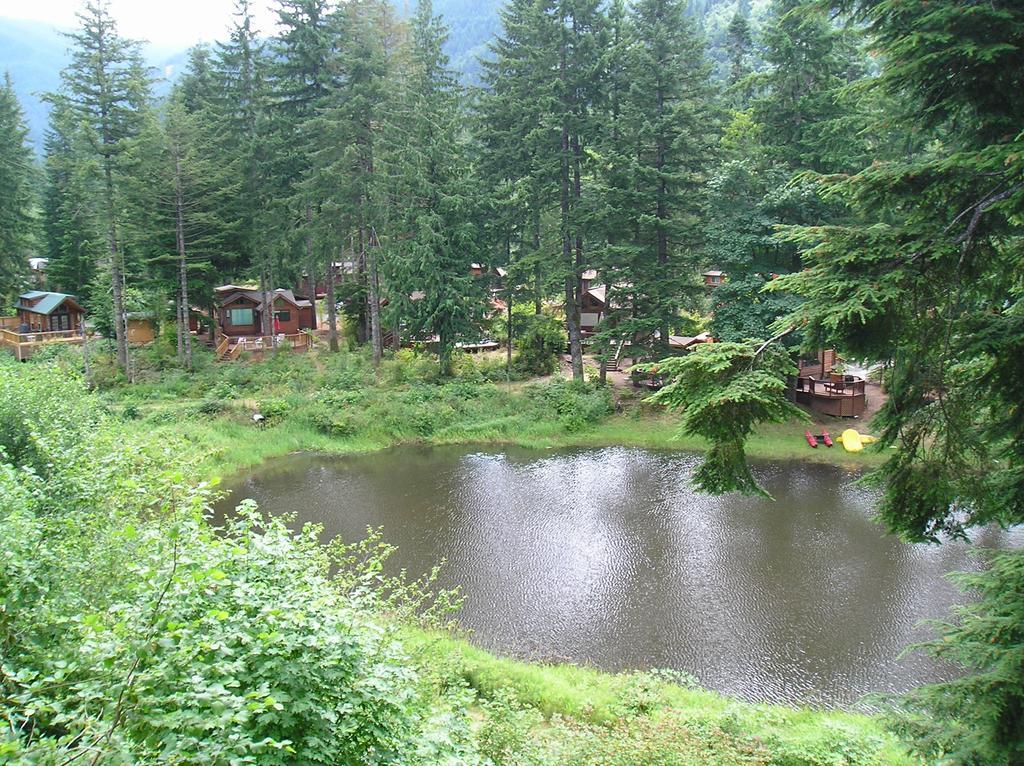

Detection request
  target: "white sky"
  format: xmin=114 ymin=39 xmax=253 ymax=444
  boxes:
xmin=0 ymin=0 xmax=280 ymax=50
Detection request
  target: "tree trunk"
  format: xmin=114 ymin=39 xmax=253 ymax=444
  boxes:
xmin=505 ymin=236 xmax=513 ymax=370
xmin=175 ymin=156 xmax=192 ymax=369
xmin=208 ymin=299 xmax=216 ymax=344
xmin=561 ymin=129 xmax=584 ymax=381
xmin=559 ymin=20 xmax=583 ymax=382
xmin=259 ymin=266 xmax=272 ymax=338
xmin=326 ymin=256 xmax=339 ymax=352
xmin=103 ymin=162 xmax=128 ymax=371
xmin=364 ymin=226 xmax=382 ymax=367
xmin=305 ymin=203 xmax=317 ymax=331
xmin=176 ymin=295 xmax=184 ymax=365
xmin=533 ymin=209 xmax=543 ymax=315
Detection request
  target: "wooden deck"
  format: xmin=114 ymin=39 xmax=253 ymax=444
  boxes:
xmin=218 ymin=333 xmax=313 ymax=361
xmin=789 ymin=375 xmax=867 ymax=418
xmin=0 ymin=328 xmax=86 ymax=361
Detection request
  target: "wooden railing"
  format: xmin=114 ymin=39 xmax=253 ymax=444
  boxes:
xmin=215 ymin=334 xmax=231 ymax=359
xmin=793 ymin=375 xmax=865 ymax=398
xmin=1 ymin=328 xmax=84 ymax=345
xmin=0 ymin=328 xmax=86 ymax=360
xmin=218 ymin=332 xmax=313 ymax=361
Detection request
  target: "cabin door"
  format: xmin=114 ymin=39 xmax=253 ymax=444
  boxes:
xmin=50 ymin=312 xmax=69 ymax=331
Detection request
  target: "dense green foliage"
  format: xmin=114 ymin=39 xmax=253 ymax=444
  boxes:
xmin=0 ymin=74 xmax=36 ymax=298
xmin=884 ymin=551 xmax=1024 ymax=766
xmin=645 ymin=340 xmax=803 ymax=495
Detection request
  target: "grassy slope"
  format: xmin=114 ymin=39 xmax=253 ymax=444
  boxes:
xmin=101 ymin=346 xmax=910 ymax=765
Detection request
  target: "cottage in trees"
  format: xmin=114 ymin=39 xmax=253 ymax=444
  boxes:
xmin=703 ymin=270 xmax=725 ymax=287
xmin=14 ymin=291 xmax=85 ymax=333
xmin=214 ymin=285 xmax=317 ymax=338
xmin=1 ymin=292 xmax=87 ymax=360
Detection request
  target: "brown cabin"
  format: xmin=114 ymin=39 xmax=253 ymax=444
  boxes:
xmin=787 ymin=349 xmax=867 ymax=418
xmin=580 ymin=285 xmax=606 ymax=334
xmin=15 ymin=291 xmax=85 ymax=333
xmin=703 ymin=270 xmax=725 ymax=287
xmin=215 ymin=286 xmax=316 ymax=338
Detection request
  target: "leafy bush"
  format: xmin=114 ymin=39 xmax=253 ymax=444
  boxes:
xmin=258 ymin=397 xmax=292 ymax=420
xmin=525 ymin=380 xmax=614 ymax=433
xmin=307 ymin=403 xmax=358 ymax=437
xmin=514 ymin=313 xmax=565 ymax=376
xmin=0 ymin=361 xmax=484 ymax=765
xmin=196 ymin=398 xmax=226 ymax=416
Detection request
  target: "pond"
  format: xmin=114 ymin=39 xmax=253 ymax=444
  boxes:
xmin=216 ymin=445 xmax=1022 ymax=708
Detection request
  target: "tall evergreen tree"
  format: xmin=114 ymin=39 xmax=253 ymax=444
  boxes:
xmin=56 ymin=0 xmax=150 ymax=370
xmin=0 ymin=73 xmax=37 ymax=299
xmin=594 ymin=0 xmax=714 ymax=358
xmin=42 ymin=95 xmax=104 ymax=299
xmin=387 ymin=0 xmax=484 ymax=375
xmin=725 ymin=11 xmax=752 ymax=93
xmin=548 ymin=0 xmax=606 ymax=381
xmin=476 ymin=0 xmax=561 ymax=360
xmin=214 ymin=0 xmax=272 ymax=332
xmin=303 ymin=0 xmax=396 ymax=357
xmin=269 ymin=0 xmax=341 ymax=342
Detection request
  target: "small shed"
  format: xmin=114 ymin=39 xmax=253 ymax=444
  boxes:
xmin=703 ymin=270 xmax=725 ymax=287
xmin=15 ymin=291 xmax=85 ymax=333
xmin=126 ymin=312 xmax=157 ymax=344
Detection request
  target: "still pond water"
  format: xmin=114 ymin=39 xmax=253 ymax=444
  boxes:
xmin=217 ymin=445 xmax=1022 ymax=708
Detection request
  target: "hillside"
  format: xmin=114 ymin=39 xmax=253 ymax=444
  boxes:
xmin=2 ymin=0 xmax=766 ymax=150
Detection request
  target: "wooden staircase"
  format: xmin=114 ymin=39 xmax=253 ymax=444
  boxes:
xmin=600 ymin=339 xmax=626 ymax=374
xmin=215 ymin=335 xmax=232 ymax=361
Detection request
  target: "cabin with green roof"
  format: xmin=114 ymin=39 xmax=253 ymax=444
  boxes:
xmin=1 ymin=292 xmax=87 ymax=360
xmin=15 ymin=291 xmax=86 ymax=333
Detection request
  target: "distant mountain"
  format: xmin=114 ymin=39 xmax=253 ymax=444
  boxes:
xmin=0 ymin=16 xmax=190 ymax=152
xmin=2 ymin=0 xmax=761 ymax=154
xmin=0 ymin=18 xmax=70 ymax=153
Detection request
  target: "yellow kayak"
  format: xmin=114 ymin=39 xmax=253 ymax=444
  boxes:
xmin=836 ymin=428 xmax=877 ymax=453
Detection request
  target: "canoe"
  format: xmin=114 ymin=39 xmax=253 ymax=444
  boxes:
xmin=821 ymin=430 xmax=833 ymax=447
xmin=805 ymin=430 xmax=818 ymax=448
xmin=836 ymin=428 xmax=877 ymax=452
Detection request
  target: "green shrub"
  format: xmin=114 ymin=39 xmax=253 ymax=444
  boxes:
xmin=0 ymin=362 xmax=485 ymax=765
xmin=196 ymin=398 xmax=226 ymax=416
xmin=258 ymin=397 xmax=292 ymax=420
xmin=307 ymin=404 xmax=358 ymax=437
xmin=514 ymin=314 xmax=565 ymax=376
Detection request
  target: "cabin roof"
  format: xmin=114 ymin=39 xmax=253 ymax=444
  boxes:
xmin=702 ymin=270 xmax=724 ymax=277
xmin=668 ymin=332 xmax=713 ymax=349
xmin=218 ymin=288 xmax=311 ymax=310
xmin=586 ymin=285 xmax=607 ymax=305
xmin=17 ymin=291 xmax=82 ymax=316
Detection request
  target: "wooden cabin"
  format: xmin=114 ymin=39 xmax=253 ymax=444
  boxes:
xmin=215 ymin=286 xmax=316 ymax=338
xmin=15 ymin=291 xmax=85 ymax=333
xmin=580 ymin=285 xmax=607 ymax=334
xmin=786 ymin=349 xmax=866 ymax=418
xmin=703 ymin=270 xmax=725 ymax=287
xmin=2 ymin=292 xmax=87 ymax=360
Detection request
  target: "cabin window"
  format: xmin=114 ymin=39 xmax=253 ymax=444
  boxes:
xmin=275 ymin=310 xmax=291 ymax=323
xmin=229 ymin=308 xmax=254 ymax=326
